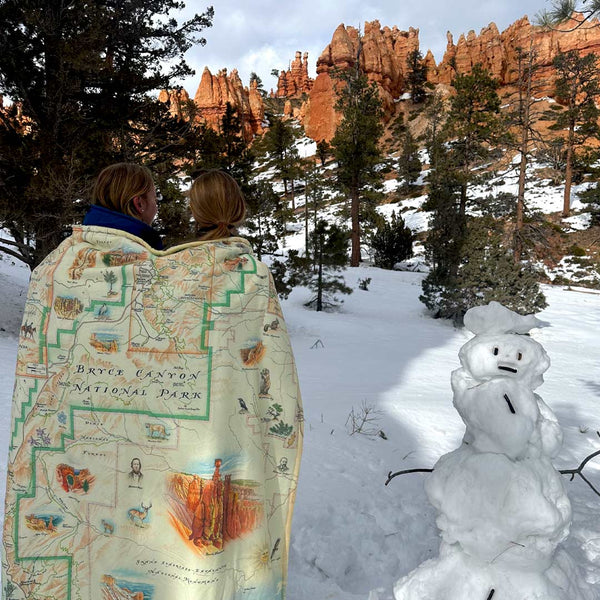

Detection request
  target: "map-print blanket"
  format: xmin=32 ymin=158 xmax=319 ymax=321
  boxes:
xmin=2 ymin=226 xmax=303 ymax=600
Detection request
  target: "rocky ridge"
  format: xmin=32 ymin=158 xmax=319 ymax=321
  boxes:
xmin=163 ymin=13 xmax=600 ymax=143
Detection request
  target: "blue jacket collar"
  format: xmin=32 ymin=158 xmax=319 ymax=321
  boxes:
xmin=82 ymin=205 xmax=164 ymax=250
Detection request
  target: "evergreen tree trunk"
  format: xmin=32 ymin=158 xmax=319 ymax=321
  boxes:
xmin=290 ymin=178 xmax=295 ymax=211
xmin=563 ymin=124 xmax=575 ymax=217
xmin=313 ymin=193 xmax=319 ymax=271
xmin=515 ymin=109 xmax=529 ymax=261
xmin=515 ymin=149 xmax=526 ymax=262
xmin=515 ymin=51 xmax=532 ymax=263
xmin=256 ymin=216 xmax=263 ymax=261
xmin=304 ymin=183 xmax=309 ymax=258
xmin=317 ymin=234 xmax=324 ymax=311
xmin=350 ymin=187 xmax=361 ymax=266
xmin=459 ymin=180 xmax=468 ymax=218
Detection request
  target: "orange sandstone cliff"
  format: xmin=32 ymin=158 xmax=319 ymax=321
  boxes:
xmin=193 ymin=67 xmax=264 ymax=141
xmin=430 ymin=13 xmax=600 ymax=93
xmin=163 ymin=13 xmax=600 ymax=143
xmin=159 ymin=67 xmax=264 ymax=141
xmin=304 ymin=21 xmax=420 ymax=141
xmin=304 ymin=14 xmax=600 ymax=141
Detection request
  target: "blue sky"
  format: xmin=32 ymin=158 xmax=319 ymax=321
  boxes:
xmin=177 ymin=0 xmax=552 ymax=93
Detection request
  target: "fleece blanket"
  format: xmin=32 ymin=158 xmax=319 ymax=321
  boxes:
xmin=2 ymin=226 xmax=302 ymax=600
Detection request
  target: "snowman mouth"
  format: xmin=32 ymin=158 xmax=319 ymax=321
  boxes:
xmin=498 ymin=365 xmax=518 ymax=373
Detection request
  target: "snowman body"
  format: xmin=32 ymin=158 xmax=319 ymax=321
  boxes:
xmin=394 ymin=303 xmax=588 ymax=600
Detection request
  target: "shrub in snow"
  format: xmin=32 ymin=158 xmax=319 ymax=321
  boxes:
xmin=393 ymin=302 xmax=592 ymax=600
xmin=358 ymin=277 xmax=371 ymax=291
xmin=345 ymin=400 xmax=382 ymax=437
xmin=578 ymin=182 xmax=600 ymax=226
xmin=244 ymin=180 xmax=285 ymax=260
xmin=421 ymin=217 xmax=546 ymax=323
xmin=289 ymin=221 xmax=351 ymax=312
xmin=371 ymin=211 xmax=413 ymax=270
xmin=473 ymin=191 xmax=515 ymax=219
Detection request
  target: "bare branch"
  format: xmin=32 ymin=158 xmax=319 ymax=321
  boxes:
xmin=386 ymin=433 xmax=600 ymax=496
xmin=385 ymin=468 xmax=433 ymax=486
xmin=558 ymin=433 xmax=600 ymax=497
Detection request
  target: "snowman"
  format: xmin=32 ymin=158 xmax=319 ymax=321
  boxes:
xmin=394 ymin=302 xmax=591 ymax=600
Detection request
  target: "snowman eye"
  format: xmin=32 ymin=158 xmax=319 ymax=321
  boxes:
xmin=517 ymin=352 xmax=523 ymax=361
xmin=493 ymin=347 xmax=499 ymax=356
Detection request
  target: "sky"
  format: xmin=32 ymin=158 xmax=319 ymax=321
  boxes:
xmin=176 ymin=0 xmax=554 ymax=94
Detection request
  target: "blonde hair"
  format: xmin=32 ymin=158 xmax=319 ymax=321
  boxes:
xmin=189 ymin=170 xmax=247 ymax=241
xmin=91 ymin=163 xmax=154 ymax=219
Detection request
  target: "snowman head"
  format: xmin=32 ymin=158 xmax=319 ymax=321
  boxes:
xmin=459 ymin=302 xmax=550 ymax=389
xmin=459 ymin=333 xmax=550 ymax=388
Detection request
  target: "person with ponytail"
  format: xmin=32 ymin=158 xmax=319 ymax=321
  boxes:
xmin=189 ymin=169 xmax=246 ymax=241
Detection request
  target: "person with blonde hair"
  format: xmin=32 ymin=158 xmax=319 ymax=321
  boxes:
xmin=83 ymin=161 xmax=163 ymax=249
xmin=189 ymin=169 xmax=247 ymax=241
xmin=3 ymin=164 xmax=302 ymax=599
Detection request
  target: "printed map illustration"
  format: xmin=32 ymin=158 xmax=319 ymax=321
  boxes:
xmin=2 ymin=227 xmax=302 ymax=600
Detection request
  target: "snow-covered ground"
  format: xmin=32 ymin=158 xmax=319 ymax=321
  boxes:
xmin=1 ymin=250 xmax=599 ymax=598
xmin=2 ymin=145 xmax=600 ymax=596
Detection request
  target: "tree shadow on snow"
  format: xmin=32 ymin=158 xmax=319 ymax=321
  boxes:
xmin=284 ymin=272 xmax=460 ymax=600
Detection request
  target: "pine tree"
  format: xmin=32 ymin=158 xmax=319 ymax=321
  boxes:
xmin=249 ymin=72 xmax=266 ymax=98
xmin=0 ymin=0 xmax=213 ymax=268
xmin=191 ymin=104 xmax=253 ymax=179
xmin=153 ymin=176 xmax=193 ymax=247
xmin=316 ymin=140 xmax=331 ymax=167
xmin=397 ymin=129 xmax=422 ymax=194
xmin=331 ymin=50 xmax=384 ymax=267
xmin=539 ymin=1 xmax=600 ymax=26
xmin=370 ymin=212 xmax=413 ymax=270
xmin=422 ymin=205 xmax=547 ymax=322
xmin=451 ymin=217 xmax=547 ymax=318
xmin=423 ymin=92 xmax=447 ymax=172
xmin=504 ymin=42 xmax=545 ymax=261
xmin=244 ymin=181 xmax=284 ymax=261
xmin=550 ymin=50 xmax=600 ymax=217
xmin=420 ymin=141 xmax=466 ymax=320
xmin=261 ymin=115 xmax=302 ymax=210
xmin=300 ymin=164 xmax=332 ymax=261
xmin=292 ymin=221 xmax=352 ymax=312
xmin=406 ymin=49 xmax=428 ymax=104
xmin=444 ymin=64 xmax=504 ymax=217
xmin=220 ymin=103 xmax=253 ymax=181
xmin=578 ymin=182 xmax=600 ymax=225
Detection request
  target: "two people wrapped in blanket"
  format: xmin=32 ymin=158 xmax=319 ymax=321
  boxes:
xmin=3 ymin=163 xmax=302 ymax=600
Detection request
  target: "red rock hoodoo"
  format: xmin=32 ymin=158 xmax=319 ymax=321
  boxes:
xmin=193 ymin=67 xmax=264 ymax=141
xmin=303 ymin=21 xmax=420 ymax=141
xmin=159 ymin=67 xmax=265 ymax=142
xmin=429 ymin=13 xmax=600 ymax=94
xmin=275 ymin=51 xmax=313 ymax=97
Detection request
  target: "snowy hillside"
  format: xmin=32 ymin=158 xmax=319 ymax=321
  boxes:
xmin=1 ymin=248 xmax=599 ymax=598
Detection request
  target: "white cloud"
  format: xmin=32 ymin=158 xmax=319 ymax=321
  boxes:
xmin=176 ymin=0 xmax=549 ymax=91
